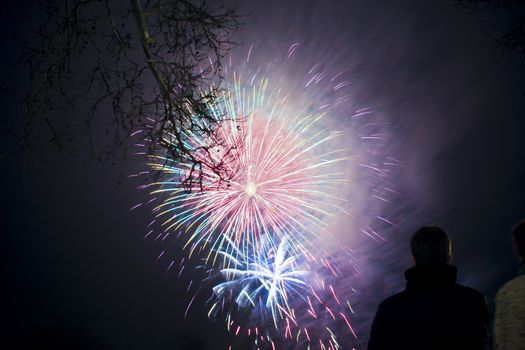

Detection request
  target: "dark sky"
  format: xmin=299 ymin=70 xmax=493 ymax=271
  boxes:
xmin=2 ymin=0 xmax=525 ymax=349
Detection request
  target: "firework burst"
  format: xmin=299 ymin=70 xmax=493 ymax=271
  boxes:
xmin=209 ymin=235 xmax=361 ymax=349
xmin=146 ymin=70 xmax=348 ymax=266
xmin=132 ymin=43 xmax=399 ymax=349
xmin=210 ymin=234 xmax=309 ymax=327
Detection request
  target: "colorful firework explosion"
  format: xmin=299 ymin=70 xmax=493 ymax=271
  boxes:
xmin=146 ymin=71 xmax=348 ymax=266
xmin=209 ymin=235 xmax=360 ymax=349
xmin=210 ymin=234 xmax=309 ymax=327
xmin=132 ymin=44 xmax=398 ymax=349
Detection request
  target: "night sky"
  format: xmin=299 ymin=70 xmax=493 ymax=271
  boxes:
xmin=2 ymin=0 xmax=525 ymax=349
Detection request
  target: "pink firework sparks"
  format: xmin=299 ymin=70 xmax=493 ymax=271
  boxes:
xmin=146 ymin=72 xmax=349 ymax=264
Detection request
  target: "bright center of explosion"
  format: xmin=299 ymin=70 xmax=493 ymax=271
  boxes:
xmin=245 ymin=181 xmax=257 ymax=197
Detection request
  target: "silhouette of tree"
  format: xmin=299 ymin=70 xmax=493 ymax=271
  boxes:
xmin=458 ymin=0 xmax=525 ymax=62
xmin=1 ymin=0 xmax=242 ymax=188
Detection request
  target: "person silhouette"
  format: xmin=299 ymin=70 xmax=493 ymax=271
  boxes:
xmin=493 ymin=220 xmax=525 ymax=350
xmin=367 ymin=226 xmax=489 ymax=350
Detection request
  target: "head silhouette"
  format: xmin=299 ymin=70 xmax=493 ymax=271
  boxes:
xmin=410 ymin=226 xmax=452 ymax=265
xmin=512 ymin=220 xmax=525 ymax=260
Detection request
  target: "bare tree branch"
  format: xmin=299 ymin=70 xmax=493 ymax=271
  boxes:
xmin=458 ymin=0 xmax=525 ymax=63
xmin=1 ymin=0 xmax=243 ymax=189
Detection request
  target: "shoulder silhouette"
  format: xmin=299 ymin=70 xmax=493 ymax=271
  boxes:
xmin=367 ymin=226 xmax=489 ymax=350
xmin=493 ymin=220 xmax=525 ymax=350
